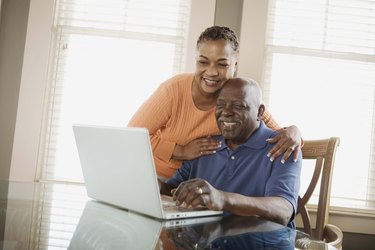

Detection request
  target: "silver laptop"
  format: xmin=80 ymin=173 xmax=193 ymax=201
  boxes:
xmin=68 ymin=200 xmax=222 ymax=250
xmin=72 ymin=124 xmax=223 ymax=220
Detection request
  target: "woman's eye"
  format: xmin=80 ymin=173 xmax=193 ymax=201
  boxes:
xmin=198 ymin=61 xmax=208 ymax=65
xmin=219 ymin=64 xmax=229 ymax=68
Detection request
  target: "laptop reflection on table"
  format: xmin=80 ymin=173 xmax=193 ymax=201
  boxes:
xmin=68 ymin=200 xmax=222 ymax=250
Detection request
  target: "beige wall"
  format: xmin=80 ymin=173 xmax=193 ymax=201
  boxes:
xmin=0 ymin=0 xmax=54 ymax=181
xmin=214 ymin=0 xmax=243 ymax=41
xmin=237 ymin=0 xmax=268 ymax=84
xmin=0 ymin=0 xmax=31 ymax=180
xmin=8 ymin=0 xmax=54 ymax=181
xmin=185 ymin=0 xmax=216 ymax=73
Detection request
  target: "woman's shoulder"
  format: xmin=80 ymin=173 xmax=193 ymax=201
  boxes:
xmin=160 ymin=73 xmax=194 ymax=95
xmin=162 ymin=73 xmax=194 ymax=90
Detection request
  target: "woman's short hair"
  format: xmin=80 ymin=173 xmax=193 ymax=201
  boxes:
xmin=196 ymin=26 xmax=239 ymax=53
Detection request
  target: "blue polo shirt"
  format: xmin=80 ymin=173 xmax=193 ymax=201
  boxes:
xmin=166 ymin=122 xmax=302 ymax=228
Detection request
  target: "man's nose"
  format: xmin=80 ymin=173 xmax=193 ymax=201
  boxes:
xmin=222 ymin=106 xmax=234 ymax=116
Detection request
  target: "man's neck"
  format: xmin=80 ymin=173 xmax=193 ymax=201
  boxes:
xmin=226 ymin=124 xmax=260 ymax=150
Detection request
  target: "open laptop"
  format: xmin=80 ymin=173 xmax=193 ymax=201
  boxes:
xmin=68 ymin=200 xmax=222 ymax=250
xmin=72 ymin=124 xmax=223 ymax=220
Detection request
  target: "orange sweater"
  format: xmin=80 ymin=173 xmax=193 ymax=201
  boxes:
xmin=128 ymin=73 xmax=281 ymax=178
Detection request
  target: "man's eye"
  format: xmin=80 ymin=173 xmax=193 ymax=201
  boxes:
xmin=233 ymin=105 xmax=246 ymax=110
xmin=216 ymin=102 xmax=224 ymax=108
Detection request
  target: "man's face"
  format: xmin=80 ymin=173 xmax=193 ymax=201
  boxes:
xmin=194 ymin=40 xmax=238 ymax=95
xmin=215 ymin=80 xmax=260 ymax=146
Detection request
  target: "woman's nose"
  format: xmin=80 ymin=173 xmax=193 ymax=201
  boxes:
xmin=206 ymin=64 xmax=219 ymax=76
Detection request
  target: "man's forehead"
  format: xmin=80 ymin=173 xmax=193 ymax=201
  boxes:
xmin=220 ymin=82 xmax=249 ymax=96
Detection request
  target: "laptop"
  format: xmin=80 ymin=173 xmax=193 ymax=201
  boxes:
xmin=72 ymin=124 xmax=223 ymax=220
xmin=68 ymin=200 xmax=222 ymax=250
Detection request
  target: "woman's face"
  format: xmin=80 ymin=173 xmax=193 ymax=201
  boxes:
xmin=194 ymin=40 xmax=238 ymax=95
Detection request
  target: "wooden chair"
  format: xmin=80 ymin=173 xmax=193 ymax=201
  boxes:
xmin=297 ymin=137 xmax=343 ymax=249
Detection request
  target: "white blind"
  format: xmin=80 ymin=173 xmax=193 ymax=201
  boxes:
xmin=38 ymin=0 xmax=192 ymax=182
xmin=263 ymin=0 xmax=375 ymax=211
xmin=29 ymin=183 xmax=88 ymax=249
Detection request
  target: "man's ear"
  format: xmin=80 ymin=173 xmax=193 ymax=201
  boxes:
xmin=257 ymin=104 xmax=265 ymax=120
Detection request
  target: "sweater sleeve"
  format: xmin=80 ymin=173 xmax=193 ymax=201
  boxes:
xmin=261 ymin=106 xmax=282 ymax=130
xmin=128 ymin=81 xmax=176 ymax=162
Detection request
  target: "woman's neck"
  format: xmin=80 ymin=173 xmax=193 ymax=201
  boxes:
xmin=191 ymin=79 xmax=218 ymax=111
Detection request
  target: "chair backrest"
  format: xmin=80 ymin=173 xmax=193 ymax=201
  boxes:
xmin=297 ymin=137 xmax=340 ymax=241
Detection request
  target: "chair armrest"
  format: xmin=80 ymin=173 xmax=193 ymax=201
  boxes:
xmin=324 ymin=224 xmax=343 ymax=250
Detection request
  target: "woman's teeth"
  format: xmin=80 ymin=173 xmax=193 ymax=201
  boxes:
xmin=204 ymin=79 xmax=218 ymax=86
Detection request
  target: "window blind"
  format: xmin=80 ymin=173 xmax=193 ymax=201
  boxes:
xmin=263 ymin=0 xmax=375 ymax=212
xmin=29 ymin=183 xmax=87 ymax=249
xmin=38 ymin=0 xmax=192 ymax=182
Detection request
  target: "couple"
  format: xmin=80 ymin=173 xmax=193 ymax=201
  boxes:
xmin=129 ymin=26 xmax=302 ymax=228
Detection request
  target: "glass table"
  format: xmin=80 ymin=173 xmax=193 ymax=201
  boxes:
xmin=0 ymin=181 xmax=335 ymax=249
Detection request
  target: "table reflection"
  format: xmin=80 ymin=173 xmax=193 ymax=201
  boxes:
xmin=0 ymin=181 xmax=335 ymax=250
xmin=162 ymin=215 xmax=295 ymax=250
xmin=68 ymin=200 xmax=295 ymax=249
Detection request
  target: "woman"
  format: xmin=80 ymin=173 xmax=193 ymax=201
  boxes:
xmin=128 ymin=26 xmax=301 ymax=178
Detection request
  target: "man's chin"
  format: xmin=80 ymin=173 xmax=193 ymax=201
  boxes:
xmin=221 ymin=131 xmax=237 ymax=140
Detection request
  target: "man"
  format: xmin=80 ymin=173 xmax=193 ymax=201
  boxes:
xmin=159 ymin=78 xmax=302 ymax=228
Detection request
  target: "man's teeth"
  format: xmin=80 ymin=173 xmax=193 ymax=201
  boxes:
xmin=223 ymin=122 xmax=236 ymax=126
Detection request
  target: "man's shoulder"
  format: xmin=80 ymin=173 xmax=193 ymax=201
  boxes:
xmin=261 ymin=122 xmax=279 ymax=139
xmin=244 ymin=122 xmax=277 ymax=149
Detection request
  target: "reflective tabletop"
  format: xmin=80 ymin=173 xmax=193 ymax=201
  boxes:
xmin=0 ymin=181 xmax=335 ymax=249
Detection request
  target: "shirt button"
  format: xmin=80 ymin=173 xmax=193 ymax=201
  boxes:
xmin=231 ymin=156 xmax=235 ymax=160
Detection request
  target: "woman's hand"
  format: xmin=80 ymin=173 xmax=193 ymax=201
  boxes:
xmin=173 ymin=137 xmax=221 ymax=161
xmin=266 ymin=125 xmax=301 ymax=163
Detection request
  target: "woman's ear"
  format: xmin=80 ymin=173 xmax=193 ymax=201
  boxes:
xmin=257 ymin=104 xmax=265 ymax=121
xmin=232 ymin=61 xmax=238 ymax=77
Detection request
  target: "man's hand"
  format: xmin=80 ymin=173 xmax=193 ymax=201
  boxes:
xmin=171 ymin=178 xmax=225 ymax=211
xmin=171 ymin=179 xmax=294 ymax=226
xmin=266 ymin=125 xmax=301 ymax=163
xmin=173 ymin=137 xmax=221 ymax=161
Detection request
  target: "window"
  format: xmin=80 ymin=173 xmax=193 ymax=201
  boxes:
xmin=38 ymin=0 xmax=192 ymax=182
xmin=263 ymin=0 xmax=375 ymax=211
